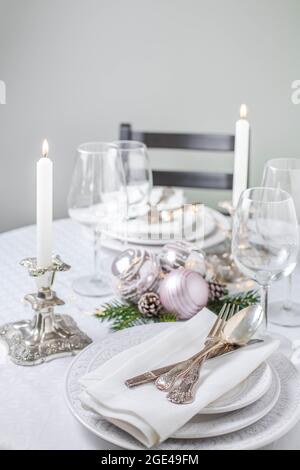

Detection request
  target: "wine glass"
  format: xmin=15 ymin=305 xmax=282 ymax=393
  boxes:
xmin=262 ymin=158 xmax=300 ymax=326
xmin=68 ymin=142 xmax=126 ymax=297
xmin=232 ymin=187 xmax=299 ymax=331
xmin=113 ymin=141 xmax=152 ymax=219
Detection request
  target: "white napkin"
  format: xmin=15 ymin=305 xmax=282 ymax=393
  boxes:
xmin=80 ymin=309 xmax=279 ymax=448
xmin=149 ymin=187 xmax=185 ymax=211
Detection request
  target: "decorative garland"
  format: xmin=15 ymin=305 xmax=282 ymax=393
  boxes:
xmin=95 ymin=290 xmax=260 ymax=331
xmin=95 ymin=243 xmax=260 ymax=331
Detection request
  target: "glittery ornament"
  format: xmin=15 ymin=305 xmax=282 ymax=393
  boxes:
xmin=138 ymin=292 xmax=162 ymax=317
xmin=159 ymin=241 xmax=206 ymax=276
xmin=159 ymin=269 xmax=209 ymax=320
xmin=111 ymin=248 xmax=161 ymax=304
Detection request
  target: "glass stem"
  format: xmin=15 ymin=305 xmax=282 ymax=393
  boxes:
xmin=260 ymin=284 xmax=270 ymax=332
xmin=93 ymin=228 xmax=102 ymax=281
xmin=123 ymin=196 xmax=129 ymax=249
xmin=283 ymin=274 xmax=293 ymax=311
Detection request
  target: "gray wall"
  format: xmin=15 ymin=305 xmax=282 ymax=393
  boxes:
xmin=0 ymin=0 xmax=299 ymax=232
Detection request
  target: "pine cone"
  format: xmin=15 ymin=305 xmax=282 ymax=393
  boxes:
xmin=208 ymin=281 xmax=227 ymax=301
xmin=138 ymin=292 xmax=162 ymax=318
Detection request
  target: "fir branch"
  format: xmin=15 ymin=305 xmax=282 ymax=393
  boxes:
xmin=95 ymin=300 xmax=176 ymax=331
xmin=95 ymin=301 xmax=143 ymax=331
xmin=156 ymin=312 xmax=177 ymax=323
xmin=94 ymin=290 xmax=260 ymax=331
xmin=207 ymin=290 xmax=260 ymax=315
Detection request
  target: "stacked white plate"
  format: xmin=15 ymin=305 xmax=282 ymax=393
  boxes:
xmin=65 ymin=323 xmax=300 ymax=450
xmin=103 ymin=188 xmax=230 ymax=255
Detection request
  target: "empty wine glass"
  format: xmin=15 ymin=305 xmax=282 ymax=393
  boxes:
xmin=262 ymin=158 xmax=300 ymax=326
xmin=68 ymin=142 xmax=126 ymax=297
xmin=113 ymin=141 xmax=152 ymax=219
xmin=232 ymin=187 xmax=299 ymax=331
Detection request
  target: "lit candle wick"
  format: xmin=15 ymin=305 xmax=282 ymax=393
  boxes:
xmin=240 ymin=104 xmax=248 ymax=119
xmin=42 ymin=139 xmax=49 ymax=158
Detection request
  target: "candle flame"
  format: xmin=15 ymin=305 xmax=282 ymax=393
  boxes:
xmin=42 ymin=139 xmax=49 ymax=157
xmin=240 ymin=104 xmax=248 ymax=119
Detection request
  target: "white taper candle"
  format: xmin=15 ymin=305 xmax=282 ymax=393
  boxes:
xmin=232 ymin=104 xmax=250 ymax=208
xmin=37 ymin=139 xmax=53 ymax=268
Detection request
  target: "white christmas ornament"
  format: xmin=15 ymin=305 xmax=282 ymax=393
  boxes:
xmin=159 ymin=268 xmax=209 ymax=320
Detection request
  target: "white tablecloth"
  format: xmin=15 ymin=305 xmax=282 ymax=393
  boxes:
xmin=0 ymin=219 xmax=300 ymax=450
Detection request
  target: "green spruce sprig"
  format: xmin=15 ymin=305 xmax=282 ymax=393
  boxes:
xmin=95 ymin=300 xmax=177 ymax=331
xmin=94 ymin=290 xmax=260 ymax=331
xmin=207 ymin=289 xmax=260 ymax=315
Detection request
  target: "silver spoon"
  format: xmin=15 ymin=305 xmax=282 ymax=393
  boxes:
xmin=167 ymin=304 xmax=263 ymax=404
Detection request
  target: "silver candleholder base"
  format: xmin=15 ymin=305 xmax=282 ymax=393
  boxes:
xmin=0 ymin=255 xmax=92 ymax=366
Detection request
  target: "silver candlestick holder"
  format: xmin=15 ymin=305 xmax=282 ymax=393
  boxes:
xmin=0 ymin=255 xmax=92 ymax=366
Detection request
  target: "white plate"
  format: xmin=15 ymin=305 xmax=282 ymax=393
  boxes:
xmin=103 ymin=206 xmax=216 ymax=242
xmin=173 ymin=365 xmax=280 ymax=438
xmin=101 ymin=208 xmax=229 ymax=251
xmin=64 ymin=324 xmax=300 ymax=449
xmin=203 ymin=361 xmax=272 ymax=414
xmin=67 ymin=334 xmax=276 ymax=440
xmin=85 ymin=333 xmax=272 ymax=416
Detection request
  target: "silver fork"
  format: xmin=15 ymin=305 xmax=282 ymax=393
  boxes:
xmin=155 ymin=304 xmax=235 ymax=392
xmin=167 ymin=305 xmax=236 ymax=404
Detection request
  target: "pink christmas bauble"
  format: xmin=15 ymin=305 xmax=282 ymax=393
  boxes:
xmin=159 ymin=268 xmax=209 ymax=320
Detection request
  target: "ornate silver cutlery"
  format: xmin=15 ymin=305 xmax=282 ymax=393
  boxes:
xmin=155 ymin=304 xmax=236 ymax=391
xmin=125 ymin=303 xmax=234 ymax=388
xmin=167 ymin=304 xmax=263 ymax=404
xmin=125 ymin=303 xmax=263 ymax=405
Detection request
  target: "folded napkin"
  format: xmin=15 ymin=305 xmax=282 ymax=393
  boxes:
xmin=110 ymin=187 xmax=187 ymax=239
xmin=125 ymin=186 xmax=185 ymax=219
xmin=80 ymin=309 xmax=279 ymax=448
xmin=149 ymin=187 xmax=185 ymax=211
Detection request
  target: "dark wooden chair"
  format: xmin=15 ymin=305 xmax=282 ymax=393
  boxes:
xmin=119 ymin=123 xmax=236 ymax=190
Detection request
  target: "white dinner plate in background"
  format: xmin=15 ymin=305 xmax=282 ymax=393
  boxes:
xmin=101 ymin=207 xmax=229 ymax=251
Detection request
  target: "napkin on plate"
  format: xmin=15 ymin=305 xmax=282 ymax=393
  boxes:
xmin=80 ymin=309 xmax=279 ymax=448
xmin=149 ymin=187 xmax=184 ymax=211
xmin=109 ymin=187 xmax=188 ymax=239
